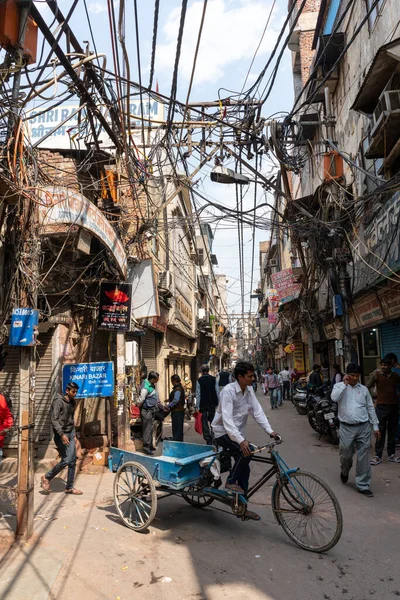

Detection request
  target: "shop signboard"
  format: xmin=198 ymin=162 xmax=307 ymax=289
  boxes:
xmin=62 ymin=361 xmax=114 ymax=398
xmin=271 ymin=269 xmax=301 ymax=304
xmin=353 ymin=294 xmax=384 ymax=328
xmin=98 ymin=282 xmax=132 ymax=331
xmin=379 ymin=286 xmax=400 ymax=319
xmin=293 ymin=346 xmax=305 ymax=372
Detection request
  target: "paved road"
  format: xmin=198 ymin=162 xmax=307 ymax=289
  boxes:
xmin=1 ymin=391 xmax=400 ymax=600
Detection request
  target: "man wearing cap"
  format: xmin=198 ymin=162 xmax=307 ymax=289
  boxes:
xmin=41 ymin=381 xmax=82 ymax=495
xmin=331 ymin=363 xmax=380 ymax=498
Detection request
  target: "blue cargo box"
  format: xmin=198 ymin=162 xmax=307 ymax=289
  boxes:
xmin=109 ymin=441 xmax=215 ymax=490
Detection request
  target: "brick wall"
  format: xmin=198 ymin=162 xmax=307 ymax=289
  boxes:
xmin=299 ymin=30 xmax=316 ymax=85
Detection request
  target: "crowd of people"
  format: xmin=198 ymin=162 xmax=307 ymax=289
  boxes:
xmin=2 ymin=351 xmax=399 ymax=507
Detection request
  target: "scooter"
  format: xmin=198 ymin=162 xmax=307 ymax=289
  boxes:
xmin=293 ymin=381 xmax=309 ymax=414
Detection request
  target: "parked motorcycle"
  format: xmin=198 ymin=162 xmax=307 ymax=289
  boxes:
xmin=293 ymin=381 xmax=309 ymax=414
xmin=306 ymin=385 xmax=339 ymax=445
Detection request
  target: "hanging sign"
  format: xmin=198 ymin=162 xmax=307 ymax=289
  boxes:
xmin=271 ymin=269 xmax=301 ymax=304
xmin=62 ymin=362 xmax=114 ymax=398
xmin=98 ymin=282 xmax=132 ymax=331
xmin=9 ymin=308 xmax=39 ymax=346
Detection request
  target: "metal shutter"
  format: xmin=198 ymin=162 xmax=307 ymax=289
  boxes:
xmin=381 ymin=322 xmax=400 ymax=358
xmin=34 ymin=331 xmax=54 ymax=445
xmin=141 ymin=331 xmax=157 ymax=373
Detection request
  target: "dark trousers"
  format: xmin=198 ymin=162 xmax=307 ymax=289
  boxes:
xmin=200 ymin=407 xmax=216 ymax=444
xmin=45 ymin=430 xmax=77 ymax=490
xmin=171 ymin=410 xmax=185 ymax=442
xmin=215 ymin=434 xmax=251 ymax=493
xmin=282 ymin=381 xmax=290 ymax=400
xmin=375 ymin=403 xmax=399 ymax=458
xmin=141 ymin=407 xmax=155 ymax=449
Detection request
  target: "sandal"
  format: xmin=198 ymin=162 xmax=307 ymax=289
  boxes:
xmin=370 ymin=456 xmax=382 ymax=466
xmin=40 ymin=475 xmax=51 ymax=493
xmin=242 ymin=510 xmax=261 ymax=521
xmin=65 ymin=488 xmax=83 ymax=495
xmin=388 ymin=455 xmax=400 ymax=463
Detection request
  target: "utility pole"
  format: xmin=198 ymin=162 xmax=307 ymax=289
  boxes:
xmin=324 ymin=87 xmax=352 ymax=366
xmin=7 ymin=0 xmax=39 ymax=541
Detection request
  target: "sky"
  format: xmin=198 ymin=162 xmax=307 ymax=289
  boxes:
xmin=35 ymin=0 xmax=295 ymax=315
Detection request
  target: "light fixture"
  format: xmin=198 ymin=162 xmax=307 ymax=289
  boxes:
xmin=210 ymin=165 xmax=250 ymax=185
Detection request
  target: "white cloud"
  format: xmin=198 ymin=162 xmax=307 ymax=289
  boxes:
xmin=156 ymin=0 xmax=282 ymax=86
xmin=87 ymin=2 xmax=108 ymax=14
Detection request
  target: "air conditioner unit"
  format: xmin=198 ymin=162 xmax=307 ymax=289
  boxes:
xmin=158 ymin=270 xmax=173 ymax=290
xmin=372 ymin=90 xmax=400 ymax=132
xmin=198 ymin=308 xmax=210 ymax=321
xmin=269 ymin=259 xmax=278 ymax=267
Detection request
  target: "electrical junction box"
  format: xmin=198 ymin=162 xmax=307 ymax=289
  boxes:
xmin=333 ymin=294 xmax=344 ymax=318
xmin=0 ymin=0 xmax=38 ymax=63
xmin=9 ymin=308 xmax=39 ymax=346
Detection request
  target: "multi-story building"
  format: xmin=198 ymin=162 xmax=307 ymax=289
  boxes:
xmin=270 ymin=0 xmax=400 ymax=380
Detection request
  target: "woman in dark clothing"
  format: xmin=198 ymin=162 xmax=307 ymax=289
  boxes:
xmin=167 ymin=375 xmax=186 ymax=442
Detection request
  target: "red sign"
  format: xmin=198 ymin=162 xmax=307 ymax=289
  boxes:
xmin=271 ymin=269 xmax=301 ymax=304
xmin=98 ymin=282 xmax=132 ymax=331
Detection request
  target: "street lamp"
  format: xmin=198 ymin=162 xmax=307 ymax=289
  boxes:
xmin=210 ymin=165 xmax=250 ymax=185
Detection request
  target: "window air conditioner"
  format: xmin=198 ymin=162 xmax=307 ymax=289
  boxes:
xmin=158 ymin=270 xmax=173 ymax=290
xmin=372 ymin=90 xmax=400 ymax=133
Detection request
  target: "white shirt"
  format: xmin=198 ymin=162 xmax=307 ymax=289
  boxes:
xmin=279 ymin=369 xmax=290 ymax=382
xmin=331 ymin=382 xmax=379 ymax=430
xmin=211 ymin=381 xmax=273 ymax=444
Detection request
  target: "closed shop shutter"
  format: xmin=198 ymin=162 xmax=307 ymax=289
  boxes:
xmin=35 ymin=331 xmax=54 ymax=446
xmin=141 ymin=331 xmax=157 ymax=373
xmin=381 ymin=321 xmax=400 ymax=359
xmin=2 ymin=330 xmax=54 ymax=448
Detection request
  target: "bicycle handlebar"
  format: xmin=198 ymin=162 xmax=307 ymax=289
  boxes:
xmin=251 ymin=436 xmax=283 ymax=454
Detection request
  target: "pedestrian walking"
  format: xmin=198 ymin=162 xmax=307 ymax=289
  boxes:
xmin=383 ymin=353 xmax=400 ymax=446
xmin=217 ymin=368 xmax=231 ymax=392
xmin=331 ymin=363 xmax=380 ymax=498
xmin=41 ymin=382 xmax=83 ymax=495
xmin=166 ymin=374 xmax=185 ymax=442
xmin=367 ymin=357 xmax=400 ymax=465
xmin=308 ymin=364 xmax=323 ymax=388
xmin=279 ymin=366 xmax=291 ymax=401
xmin=137 ymin=371 xmax=165 ymax=456
xmin=196 ymin=364 xmax=219 ymax=444
xmin=275 ymin=370 xmax=283 ymax=406
xmin=0 ymin=390 xmax=13 ymax=466
xmin=265 ymin=367 xmax=280 ymax=410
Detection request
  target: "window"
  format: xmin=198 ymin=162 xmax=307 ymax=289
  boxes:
xmin=366 ymin=0 xmax=384 ymax=31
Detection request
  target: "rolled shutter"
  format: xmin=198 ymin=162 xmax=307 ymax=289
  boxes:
xmin=381 ymin=322 xmax=400 ymax=358
xmin=141 ymin=331 xmax=157 ymax=373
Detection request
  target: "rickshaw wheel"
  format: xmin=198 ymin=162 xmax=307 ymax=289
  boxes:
xmin=182 ymin=485 xmax=214 ymax=508
xmin=114 ymin=461 xmax=157 ymax=531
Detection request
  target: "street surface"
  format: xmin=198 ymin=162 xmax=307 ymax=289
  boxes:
xmin=1 ymin=390 xmax=400 ymax=600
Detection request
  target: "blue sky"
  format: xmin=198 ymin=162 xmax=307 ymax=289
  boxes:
xmin=36 ymin=0 xmax=295 ymax=314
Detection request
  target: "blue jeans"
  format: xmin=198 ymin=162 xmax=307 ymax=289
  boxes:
xmin=45 ymin=430 xmax=77 ymax=490
xmin=269 ymin=388 xmax=278 ymax=408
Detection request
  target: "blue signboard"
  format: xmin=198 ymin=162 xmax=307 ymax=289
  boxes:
xmin=9 ymin=308 xmax=39 ymax=346
xmin=62 ymin=361 xmax=115 ymax=398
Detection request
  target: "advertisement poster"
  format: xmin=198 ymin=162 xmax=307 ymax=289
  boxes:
xmin=62 ymin=362 xmax=114 ymax=398
xmin=268 ymin=288 xmax=279 ymax=323
xmin=9 ymin=308 xmax=39 ymax=346
xmin=98 ymin=282 xmax=132 ymax=331
xmin=271 ymin=269 xmax=301 ymax=304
